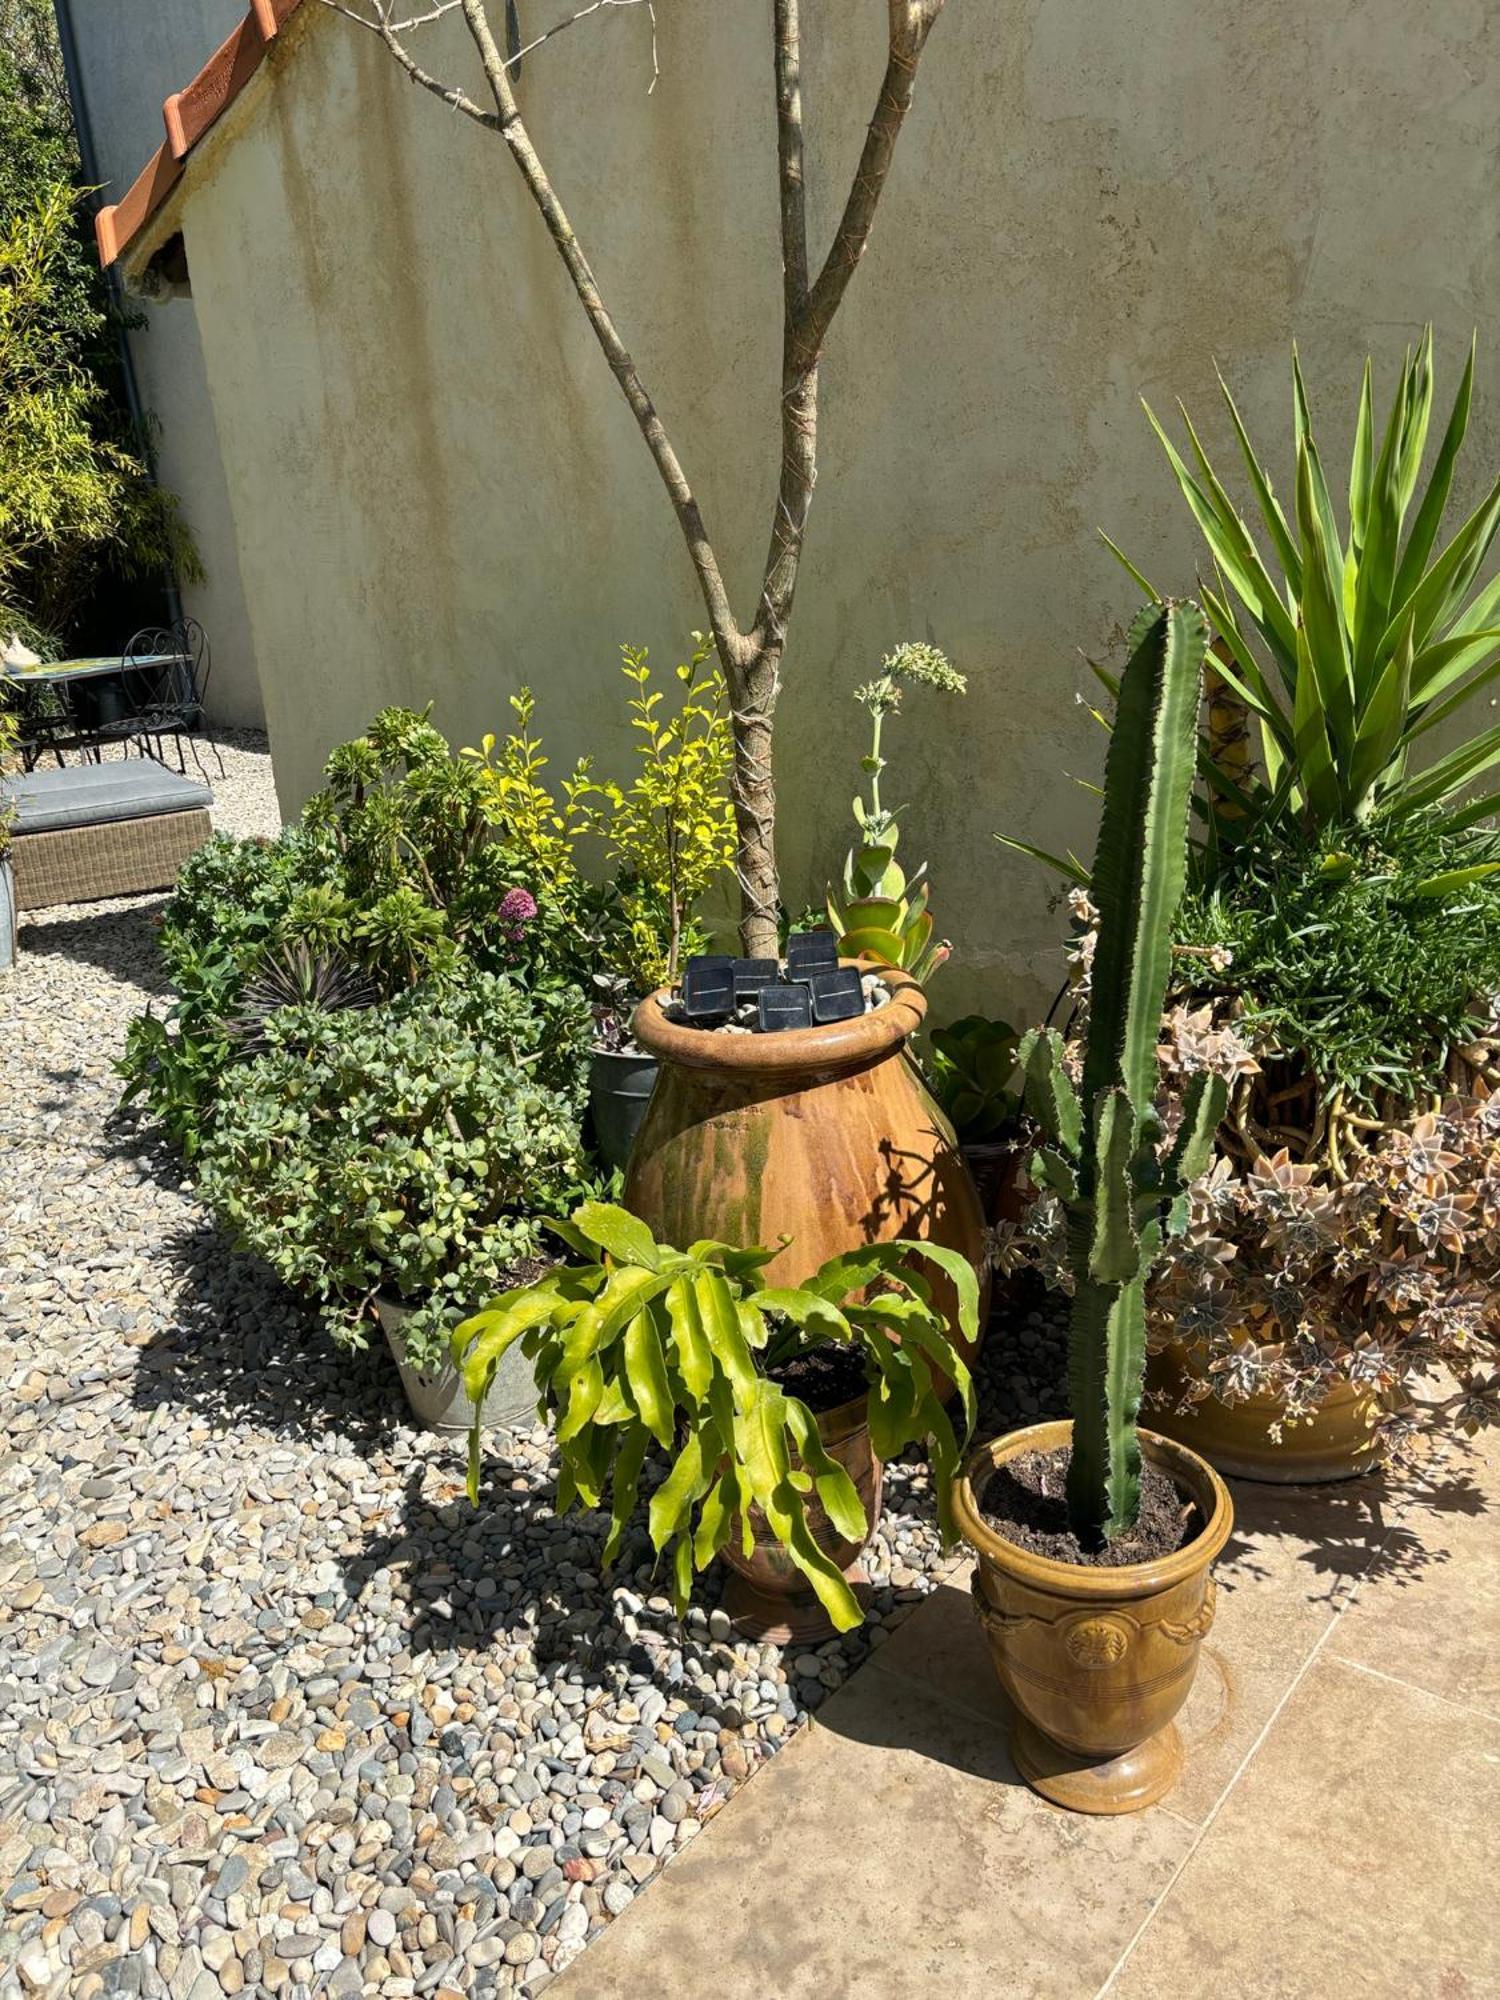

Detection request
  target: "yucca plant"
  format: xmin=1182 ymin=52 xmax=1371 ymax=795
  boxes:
xmin=1132 ymin=331 xmax=1500 ymax=863
xmin=827 ymin=642 xmax=965 ymax=983
xmin=1020 ymin=601 xmax=1227 ymax=1543
xmin=454 ymin=1201 xmax=978 ymax=1631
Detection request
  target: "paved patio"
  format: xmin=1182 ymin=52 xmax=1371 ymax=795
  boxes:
xmin=558 ymin=1433 xmax=1500 ymax=1999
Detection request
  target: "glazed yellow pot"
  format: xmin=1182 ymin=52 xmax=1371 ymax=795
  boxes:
xmin=954 ymin=1421 xmax=1233 ymax=1815
xmin=1146 ymin=1338 xmax=1384 ymax=1483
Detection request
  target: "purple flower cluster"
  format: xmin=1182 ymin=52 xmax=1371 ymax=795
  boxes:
xmin=498 ymin=885 xmax=538 ymax=948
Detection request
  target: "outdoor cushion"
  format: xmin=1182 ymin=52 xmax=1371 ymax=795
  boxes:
xmin=3 ymin=760 xmax=212 ymax=835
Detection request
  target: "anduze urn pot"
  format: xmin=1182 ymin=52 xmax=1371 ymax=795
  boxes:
xmin=954 ymin=1420 xmax=1233 ymax=1814
xmin=625 ymin=966 xmax=988 ymax=1365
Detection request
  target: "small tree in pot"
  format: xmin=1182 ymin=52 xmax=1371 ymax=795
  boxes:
xmin=325 ymin=0 xmax=955 ymax=955
xmin=955 ymin=600 xmax=1235 ymax=1814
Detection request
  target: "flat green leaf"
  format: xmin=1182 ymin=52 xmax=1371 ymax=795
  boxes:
xmin=756 ymin=1287 xmax=853 ymax=1344
xmin=1410 ymin=862 xmax=1500 ymax=898
xmin=692 ymin=1466 xmax=739 ymax=1569
xmin=1392 ymin=333 xmax=1474 ymax=610
xmin=1216 ymin=362 xmax=1302 ymax=588
xmin=555 ymin=1355 xmax=604 ymax=1444
xmin=994 ymin=834 xmax=1091 ymax=886
xmin=693 ymin=1269 xmax=757 ymax=1400
xmin=1392 ymin=720 xmax=1500 ymax=817
xmin=648 ymin=1429 xmax=714 ymax=1550
xmin=664 ymin=1275 xmax=714 ymax=1403
xmin=571 ymin=1202 xmax=662 ymax=1269
xmin=784 ymin=1400 xmax=869 ymax=1543
xmin=623 ymin=1310 xmax=674 ymax=1448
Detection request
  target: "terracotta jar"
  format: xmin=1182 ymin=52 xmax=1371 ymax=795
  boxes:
xmin=626 ymin=966 xmax=989 ymax=1365
xmin=1146 ymin=1337 xmax=1384 ymax=1483
xmin=954 ymin=1420 xmax=1233 ymax=1815
xmin=720 ymin=1393 xmax=881 ymax=1644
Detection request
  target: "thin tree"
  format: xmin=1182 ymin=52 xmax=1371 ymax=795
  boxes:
xmin=323 ymin=0 xmax=949 ymax=955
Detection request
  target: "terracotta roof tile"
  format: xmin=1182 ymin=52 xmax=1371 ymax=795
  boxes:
xmin=96 ymin=0 xmax=307 ymax=269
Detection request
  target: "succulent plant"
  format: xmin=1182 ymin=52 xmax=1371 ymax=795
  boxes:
xmin=220 ymin=937 xmax=376 ymax=1053
xmin=454 ymin=1201 xmax=978 ymax=1631
xmin=1019 ymin=601 xmax=1227 ymax=1544
xmin=1136 ymin=331 xmax=1500 ymax=854
xmin=827 ymin=642 xmax=965 ymax=984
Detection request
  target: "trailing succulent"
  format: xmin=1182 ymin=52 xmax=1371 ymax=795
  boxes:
xmin=1019 ymin=600 xmax=1225 ymax=1544
xmin=454 ymin=1203 xmax=979 ymax=1631
xmin=827 ymin=642 xmax=965 ymax=984
xmin=195 ymin=974 xmax=595 ymax=1371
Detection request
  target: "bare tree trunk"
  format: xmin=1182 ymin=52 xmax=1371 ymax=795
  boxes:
xmin=325 ymin=0 xmax=948 ymax=955
xmin=722 ymin=635 xmax=784 ymax=958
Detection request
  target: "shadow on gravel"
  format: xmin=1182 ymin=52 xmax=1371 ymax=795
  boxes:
xmin=17 ymin=896 xmax=174 ymax=998
xmin=130 ymin=1217 xmax=401 ymax=1450
xmin=338 ymin=1460 xmax=773 ymax=1744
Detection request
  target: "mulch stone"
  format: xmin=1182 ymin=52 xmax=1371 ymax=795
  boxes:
xmin=0 ymin=733 xmax=1062 ymax=1996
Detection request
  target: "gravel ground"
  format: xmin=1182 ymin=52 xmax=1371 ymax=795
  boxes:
xmin=0 ymin=730 xmax=1062 ymax=2000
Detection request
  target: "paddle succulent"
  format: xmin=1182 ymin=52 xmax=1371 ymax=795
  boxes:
xmin=453 ymin=1201 xmax=979 ymax=1631
xmin=827 ymin=642 xmax=966 ymax=983
xmin=1019 ymin=601 xmax=1228 ymax=1543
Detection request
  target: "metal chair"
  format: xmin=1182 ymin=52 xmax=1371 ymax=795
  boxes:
xmin=130 ymin=619 xmax=224 ymax=780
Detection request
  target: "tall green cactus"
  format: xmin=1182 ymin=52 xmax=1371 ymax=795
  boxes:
xmin=1020 ymin=601 xmax=1227 ymax=1544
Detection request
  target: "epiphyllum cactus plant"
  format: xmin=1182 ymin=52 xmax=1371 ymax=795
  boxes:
xmin=827 ymin=642 xmax=966 ymax=982
xmin=1021 ymin=601 xmax=1228 ymax=1543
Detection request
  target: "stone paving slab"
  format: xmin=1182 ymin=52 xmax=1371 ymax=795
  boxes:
xmin=559 ymin=1444 xmax=1499 ymax=1999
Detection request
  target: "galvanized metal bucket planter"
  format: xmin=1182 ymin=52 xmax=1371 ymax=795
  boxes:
xmin=375 ymin=1296 xmax=537 ymax=1435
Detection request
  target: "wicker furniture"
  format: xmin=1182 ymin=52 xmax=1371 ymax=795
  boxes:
xmin=4 ymin=761 xmax=212 ymax=910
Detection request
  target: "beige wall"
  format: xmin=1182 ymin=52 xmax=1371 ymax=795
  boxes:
xmin=165 ymin=0 xmax=1500 ymax=1022
xmin=66 ymin=0 xmax=264 ymax=725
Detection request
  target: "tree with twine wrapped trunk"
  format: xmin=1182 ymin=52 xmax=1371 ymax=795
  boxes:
xmin=320 ymin=0 xmax=950 ymax=956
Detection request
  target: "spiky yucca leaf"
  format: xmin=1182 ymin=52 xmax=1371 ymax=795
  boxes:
xmin=1135 ymin=332 xmax=1500 ymax=853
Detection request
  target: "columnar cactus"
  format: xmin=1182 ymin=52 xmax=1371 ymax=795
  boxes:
xmin=1020 ymin=600 xmax=1227 ymax=1543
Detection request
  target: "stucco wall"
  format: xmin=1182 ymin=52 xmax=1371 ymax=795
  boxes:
xmin=64 ymin=0 xmax=264 ymax=725
xmin=172 ymin=0 xmax=1500 ymax=1021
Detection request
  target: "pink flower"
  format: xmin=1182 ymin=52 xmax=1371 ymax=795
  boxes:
xmin=499 ymin=886 xmax=537 ymax=925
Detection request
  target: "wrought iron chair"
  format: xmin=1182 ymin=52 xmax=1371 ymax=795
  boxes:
xmin=130 ymin=619 xmax=224 ymax=780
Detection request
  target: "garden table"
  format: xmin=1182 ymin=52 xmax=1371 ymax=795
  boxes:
xmin=4 ymin=652 xmax=190 ymax=767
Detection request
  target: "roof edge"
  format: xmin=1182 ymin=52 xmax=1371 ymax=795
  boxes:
xmin=96 ymin=0 xmax=308 ymax=270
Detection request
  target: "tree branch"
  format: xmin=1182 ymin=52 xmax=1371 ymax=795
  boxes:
xmin=773 ymin=0 xmax=808 ymax=314
xmin=753 ymin=0 xmax=945 ymax=647
xmin=790 ymin=0 xmax=944 ymax=374
xmin=320 ymin=0 xmax=498 ymax=124
xmin=453 ymin=0 xmax=742 ymax=653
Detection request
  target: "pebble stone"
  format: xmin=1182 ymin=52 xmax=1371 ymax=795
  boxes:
xmin=0 ymin=732 xmax=1059 ymax=1998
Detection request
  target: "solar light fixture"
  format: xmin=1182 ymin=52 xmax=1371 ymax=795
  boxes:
xmin=681 ymin=955 xmax=737 ymax=1021
xmin=784 ymin=929 xmax=839 ymax=982
xmin=809 ymin=967 xmax=864 ymax=1023
xmin=732 ymin=957 xmax=779 ymax=999
xmin=756 ymin=981 xmax=814 ymax=1033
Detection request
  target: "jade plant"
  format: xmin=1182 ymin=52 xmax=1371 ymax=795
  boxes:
xmin=827 ymin=642 xmax=966 ymax=983
xmin=454 ymin=1202 xmax=979 ymax=1630
xmin=1019 ymin=601 xmax=1227 ymax=1543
